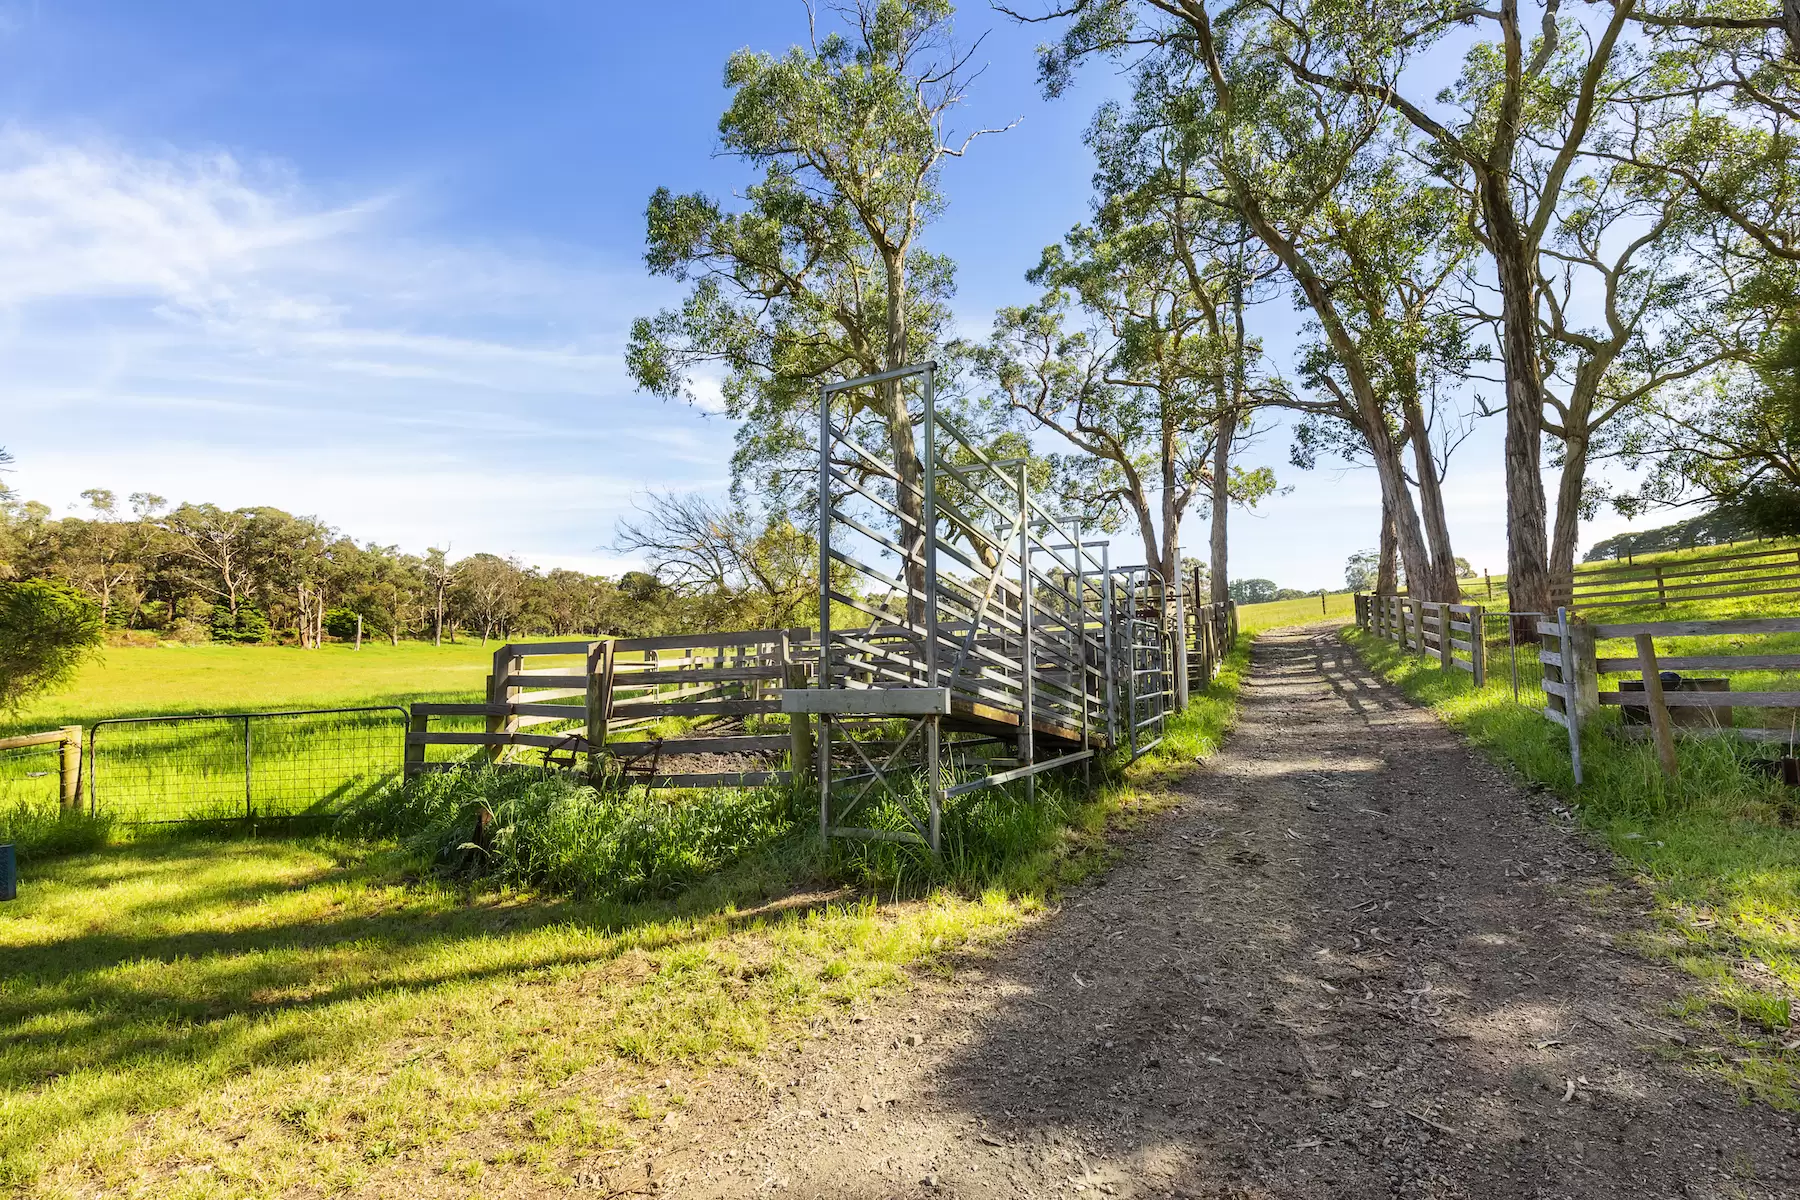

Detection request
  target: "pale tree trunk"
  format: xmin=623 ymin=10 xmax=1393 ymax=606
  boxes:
xmin=1549 ymin=431 xmax=1589 ymax=608
xmin=1474 ymin=42 xmax=1555 ymax=634
xmin=879 ymin=247 xmax=928 ymax=626
xmin=1401 ymin=391 xmax=1460 ymax=603
xmin=1229 ymin=195 xmax=1436 ymax=610
xmin=1209 ymin=413 xmax=1231 ymax=608
xmin=1158 ymin=405 xmax=1181 ymax=588
xmin=1365 ymin=417 xmax=1436 ymax=604
xmin=1377 ymin=495 xmax=1398 ymax=594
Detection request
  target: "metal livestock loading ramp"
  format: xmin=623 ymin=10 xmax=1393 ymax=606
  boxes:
xmin=783 ymin=362 xmax=1172 ymax=852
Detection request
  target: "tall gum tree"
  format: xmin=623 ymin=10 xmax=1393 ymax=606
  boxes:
xmin=968 ymin=231 xmax=1276 ymax=592
xmin=1005 ymin=0 xmax=1642 ymax=623
xmin=628 ymin=0 xmax=1011 ymax=611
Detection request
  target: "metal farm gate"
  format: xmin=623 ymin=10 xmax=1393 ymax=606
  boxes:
xmin=88 ymin=706 xmax=408 ymax=823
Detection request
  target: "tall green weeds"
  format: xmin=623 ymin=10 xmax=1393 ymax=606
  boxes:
xmin=345 ymin=635 xmax=1254 ymax=905
xmin=338 ymin=767 xmax=796 ymax=902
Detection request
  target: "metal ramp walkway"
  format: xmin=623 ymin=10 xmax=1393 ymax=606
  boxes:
xmin=783 ymin=362 xmax=1175 ymax=851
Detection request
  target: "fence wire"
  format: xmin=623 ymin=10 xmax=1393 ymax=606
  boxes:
xmin=90 ymin=707 xmax=408 ymax=823
xmin=1481 ymin=612 xmax=1549 ymax=706
xmin=0 ymin=742 xmax=62 ymax=814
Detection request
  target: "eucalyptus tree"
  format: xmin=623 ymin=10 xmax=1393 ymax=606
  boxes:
xmin=1616 ymin=324 xmax=1800 ymax=521
xmin=1625 ymin=3 xmax=1799 ymax=267
xmin=1517 ymin=150 xmax=1754 ymax=588
xmin=616 ymin=491 xmax=817 ymax=627
xmin=628 ymin=0 xmax=1008 ymax=611
xmin=1051 ymin=33 xmax=1469 ymax=600
xmin=968 ymin=280 xmax=1274 ymax=593
xmin=1009 ymin=0 xmax=1646 ymax=620
xmin=1082 ymin=101 xmax=1289 ymax=605
xmin=420 ymin=547 xmax=462 ymax=647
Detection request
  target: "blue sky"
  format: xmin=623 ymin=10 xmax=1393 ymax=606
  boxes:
xmin=0 ymin=1 xmax=1639 ymax=589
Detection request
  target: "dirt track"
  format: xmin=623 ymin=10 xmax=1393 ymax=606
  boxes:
xmin=630 ymin=627 xmax=1800 ymax=1198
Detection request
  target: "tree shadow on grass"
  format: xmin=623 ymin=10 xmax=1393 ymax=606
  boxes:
xmin=0 ymin=829 xmax=860 ymax=1157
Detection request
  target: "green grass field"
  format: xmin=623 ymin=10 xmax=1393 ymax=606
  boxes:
xmin=0 ymin=639 xmax=596 ymax=833
xmin=0 ymin=639 xmax=1254 ymax=1196
xmin=3 ymin=638 xmax=553 ymax=736
xmin=1237 ymin=591 xmax=1356 ymax=632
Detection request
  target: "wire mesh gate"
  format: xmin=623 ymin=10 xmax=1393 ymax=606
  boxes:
xmin=88 ymin=707 xmax=408 ymax=823
xmin=794 ymin=362 xmax=1172 ymax=850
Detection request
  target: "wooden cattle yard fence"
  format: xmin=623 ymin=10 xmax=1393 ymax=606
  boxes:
xmin=406 ymin=363 xmax=1192 ymax=851
xmin=1537 ymin=612 xmax=1800 ymax=782
xmin=1555 ymin=543 xmax=1800 ymax=612
xmin=406 ymin=627 xmax=810 ymax=790
xmin=1355 ymin=594 xmax=1487 ymax=686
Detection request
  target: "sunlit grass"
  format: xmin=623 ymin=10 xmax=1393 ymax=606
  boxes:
xmin=4 ymin=639 xmax=545 ymax=737
xmin=0 ymin=637 xmax=1253 ymax=1196
xmin=1237 ymin=591 xmax=1356 ymax=632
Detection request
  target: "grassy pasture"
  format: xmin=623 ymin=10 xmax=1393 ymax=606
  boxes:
xmin=0 ymin=640 xmax=603 ymax=835
xmin=0 ymin=639 xmax=1253 ymax=1196
xmin=1237 ymin=590 xmax=1356 ymax=631
xmin=2 ymin=638 xmax=571 ymax=737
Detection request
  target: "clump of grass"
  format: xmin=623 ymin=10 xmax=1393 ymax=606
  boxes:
xmin=339 ymin=766 xmax=798 ymax=902
xmin=1344 ymin=624 xmax=1800 ymax=1108
xmin=0 ymin=801 xmax=111 ymax=861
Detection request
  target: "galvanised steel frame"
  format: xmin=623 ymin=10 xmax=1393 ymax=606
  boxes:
xmin=787 ymin=362 xmax=1176 ymax=851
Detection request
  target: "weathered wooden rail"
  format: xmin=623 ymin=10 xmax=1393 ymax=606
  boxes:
xmin=1536 ymin=612 xmax=1800 ymax=782
xmin=1179 ymin=567 xmax=1237 ymax=697
xmin=1355 ymin=594 xmax=1487 ymax=685
xmin=0 ymin=726 xmax=83 ymax=811
xmin=405 ymin=627 xmax=810 ymax=789
xmin=1554 ymin=543 xmax=1800 ymax=612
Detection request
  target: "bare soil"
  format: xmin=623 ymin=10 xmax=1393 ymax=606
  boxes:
xmin=604 ymin=627 xmax=1800 ymax=1198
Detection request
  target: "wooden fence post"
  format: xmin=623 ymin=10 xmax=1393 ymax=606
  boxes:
xmin=404 ymin=707 xmax=427 ymax=778
xmin=486 ymin=645 xmax=519 ymax=764
xmin=59 ymin=725 xmax=82 ymax=811
xmin=586 ymin=639 xmax=615 ymax=781
xmin=1567 ymin=617 xmax=1600 ymax=724
xmin=1436 ymin=604 xmax=1453 ymax=670
xmin=1469 ymin=606 xmax=1487 ymax=688
xmin=1633 ymin=633 xmax=1680 ymax=778
xmin=782 ymin=632 xmax=814 ymax=786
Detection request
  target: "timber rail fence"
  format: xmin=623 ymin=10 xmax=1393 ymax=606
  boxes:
xmin=1547 ymin=542 xmax=1800 ymax=612
xmin=1534 ymin=612 xmax=1800 ymax=784
xmin=1354 ymin=594 xmax=1488 ymax=686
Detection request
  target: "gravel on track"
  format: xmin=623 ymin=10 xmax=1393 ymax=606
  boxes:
xmin=605 ymin=626 xmax=1800 ymax=1199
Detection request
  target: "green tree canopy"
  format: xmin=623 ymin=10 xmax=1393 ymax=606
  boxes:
xmin=0 ymin=579 xmax=103 ymax=712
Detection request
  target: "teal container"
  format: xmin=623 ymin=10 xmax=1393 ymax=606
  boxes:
xmin=0 ymin=843 xmax=14 ymax=902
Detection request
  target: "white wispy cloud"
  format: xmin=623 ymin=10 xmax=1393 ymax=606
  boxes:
xmin=0 ymin=127 xmax=729 ymax=568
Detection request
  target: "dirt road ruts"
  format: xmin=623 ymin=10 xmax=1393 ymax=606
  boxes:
xmin=623 ymin=627 xmax=1800 ymax=1199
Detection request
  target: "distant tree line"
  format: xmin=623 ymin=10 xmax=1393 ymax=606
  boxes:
xmin=0 ymin=483 xmax=816 ymax=648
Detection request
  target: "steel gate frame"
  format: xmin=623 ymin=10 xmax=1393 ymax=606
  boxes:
xmin=790 ymin=362 xmax=1175 ymax=851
